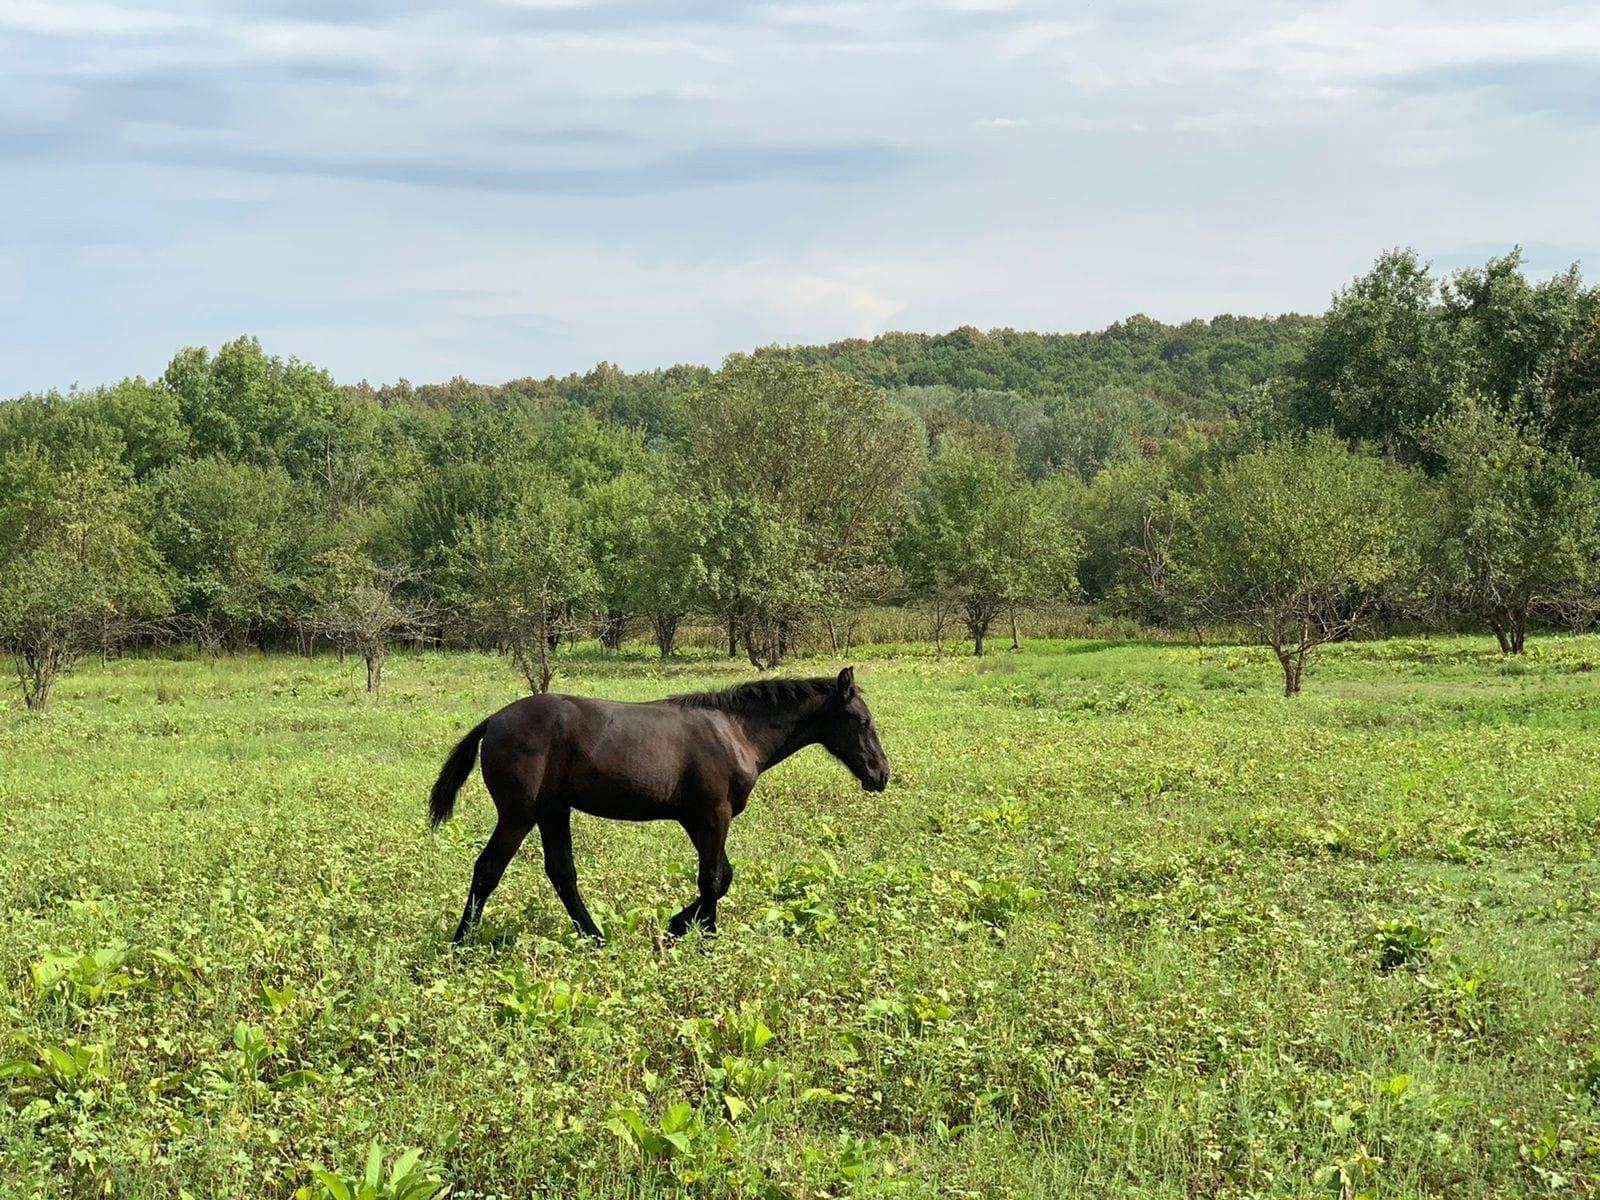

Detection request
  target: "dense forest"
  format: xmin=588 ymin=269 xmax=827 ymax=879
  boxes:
xmin=4 ymin=246 xmax=1600 ymax=707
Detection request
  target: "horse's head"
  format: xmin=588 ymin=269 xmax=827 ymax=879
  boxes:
xmin=820 ymin=666 xmax=890 ymax=792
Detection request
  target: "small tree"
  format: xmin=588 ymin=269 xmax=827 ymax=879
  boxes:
xmin=1172 ymin=433 xmax=1414 ymax=695
xmin=630 ymin=483 xmax=705 ymax=658
xmin=900 ymin=438 xmax=1081 ymax=655
xmin=145 ymin=456 xmax=298 ymax=656
xmin=695 ymin=490 xmax=820 ymax=670
xmin=1422 ymin=400 xmax=1595 ymax=653
xmin=1076 ymin=431 xmax=1226 ymax=623
xmin=449 ymin=481 xmax=597 ymax=693
xmin=0 ymin=451 xmax=169 ymax=710
xmin=580 ymin=469 xmax=662 ymax=653
xmin=311 ymin=549 xmax=429 ymax=695
xmin=684 ymin=356 xmax=922 ymax=664
xmin=918 ymin=582 xmax=962 ymax=655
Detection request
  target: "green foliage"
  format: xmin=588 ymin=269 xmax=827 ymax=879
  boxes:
xmin=0 ymin=450 xmax=170 ymax=708
xmin=145 ymin=456 xmax=302 ymax=651
xmin=296 ymin=1144 xmax=448 ymax=1200
xmin=683 ymin=355 xmax=923 ymax=664
xmin=895 ymin=382 xmax=1177 ymax=483
xmin=306 ymin=547 xmax=429 ymax=695
xmin=493 ymin=969 xmax=602 ymax=1028
xmin=446 ymin=478 xmax=598 ymax=691
xmin=1545 ymin=312 xmax=1600 ymax=474
xmin=1424 ymin=400 xmax=1600 ymax=652
xmin=1416 ymin=963 xmax=1499 ymax=1043
xmin=1294 ymin=247 xmax=1597 ymax=463
xmin=1369 ymin=920 xmax=1440 ymax=971
xmin=1018 ymin=386 xmax=1178 ymax=482
xmin=30 ymin=943 xmax=139 ymax=1007
xmin=1172 ymin=433 xmax=1418 ymax=693
xmin=82 ymin=378 xmax=188 ymax=480
xmin=627 ymin=482 xmax=707 ymax=659
xmin=579 ymin=467 xmax=691 ymax=653
xmin=604 ymin=1100 xmax=736 ymax=1185
xmin=165 ymin=337 xmax=344 ymax=473
xmin=781 ymin=315 xmax=1318 ymax=411
xmin=0 ymin=390 xmax=128 ymax=473
xmin=4 ymin=248 xmax=1600 ymax=695
xmin=1076 ymin=430 xmax=1226 ymax=619
xmin=900 ymin=437 xmax=1081 ymax=654
xmin=950 ymin=873 xmax=1041 ymax=931
xmin=0 ymin=1038 xmax=111 ymax=1100
xmin=1443 ymin=249 xmax=1599 ymax=423
xmin=1578 ymin=1047 xmax=1600 ymax=1099
xmin=1292 ymin=248 xmax=1462 ymax=460
xmin=2 ymin=643 xmax=1600 ymax=1195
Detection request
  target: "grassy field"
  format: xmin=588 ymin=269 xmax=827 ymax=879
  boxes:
xmin=2 ymin=638 xmax=1599 ymax=1198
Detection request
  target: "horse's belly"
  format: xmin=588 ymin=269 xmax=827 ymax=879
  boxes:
xmin=568 ymin=795 xmax=675 ymax=822
xmin=563 ymin=739 xmax=692 ymax=820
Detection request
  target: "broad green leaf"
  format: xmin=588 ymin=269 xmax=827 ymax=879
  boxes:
xmin=390 ymin=1148 xmax=423 ymax=1182
xmin=311 ymin=1169 xmax=354 ymax=1200
xmin=363 ymin=1142 xmax=384 ymax=1188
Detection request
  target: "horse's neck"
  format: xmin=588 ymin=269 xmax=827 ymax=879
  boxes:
xmin=739 ymin=699 xmax=825 ymax=774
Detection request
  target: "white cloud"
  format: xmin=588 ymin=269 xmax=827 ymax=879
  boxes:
xmin=0 ymin=1 xmax=191 ymax=36
xmin=2 ymin=0 xmax=1599 ymax=392
xmin=492 ymin=0 xmax=596 ymax=9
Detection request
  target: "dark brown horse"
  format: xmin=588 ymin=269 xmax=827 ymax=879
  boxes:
xmin=429 ymin=667 xmax=890 ymax=942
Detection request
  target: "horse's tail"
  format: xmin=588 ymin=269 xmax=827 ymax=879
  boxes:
xmin=430 ymin=719 xmax=489 ymax=829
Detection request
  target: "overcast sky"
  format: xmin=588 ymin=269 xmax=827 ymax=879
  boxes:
xmin=3 ymin=0 xmax=1598 ymax=394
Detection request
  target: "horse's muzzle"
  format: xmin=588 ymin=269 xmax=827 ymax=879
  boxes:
xmin=863 ymin=766 xmax=890 ymax=792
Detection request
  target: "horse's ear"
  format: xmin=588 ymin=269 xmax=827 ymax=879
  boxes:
xmin=836 ymin=666 xmax=855 ymax=695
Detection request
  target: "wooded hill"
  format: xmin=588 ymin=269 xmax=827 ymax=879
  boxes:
xmin=4 ymin=246 xmax=1600 ymax=706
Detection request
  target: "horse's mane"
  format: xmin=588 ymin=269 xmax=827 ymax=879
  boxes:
xmin=664 ymin=677 xmax=835 ymax=714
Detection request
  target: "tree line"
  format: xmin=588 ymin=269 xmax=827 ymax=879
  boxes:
xmin=3 ymin=246 xmax=1599 ymax=707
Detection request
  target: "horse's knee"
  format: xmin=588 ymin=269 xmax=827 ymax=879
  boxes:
xmin=716 ymin=861 xmax=734 ymax=899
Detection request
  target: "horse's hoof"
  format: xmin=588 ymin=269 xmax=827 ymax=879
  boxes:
xmin=664 ymin=921 xmax=716 ymax=946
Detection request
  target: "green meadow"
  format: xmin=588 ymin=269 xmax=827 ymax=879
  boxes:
xmin=2 ymin=639 xmax=1598 ymax=1198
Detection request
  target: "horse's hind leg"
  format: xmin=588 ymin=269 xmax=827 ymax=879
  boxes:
xmin=538 ymin=807 xmax=603 ymax=940
xmin=452 ymin=820 xmax=532 ymax=943
xmin=669 ymin=809 xmax=731 ymax=939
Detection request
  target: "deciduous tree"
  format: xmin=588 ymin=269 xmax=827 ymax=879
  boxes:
xmin=1291 ymin=249 xmax=1457 ymax=462
xmin=448 ymin=480 xmax=597 ymax=692
xmin=310 ymin=548 xmax=429 ymax=694
xmin=1421 ymin=400 xmax=1596 ymax=654
xmin=683 ymin=356 xmax=921 ymax=665
xmin=1172 ymin=433 xmax=1416 ymax=694
xmin=0 ymin=450 xmax=169 ymax=709
xmin=145 ymin=457 xmax=300 ymax=655
xmin=900 ymin=438 xmax=1080 ymax=655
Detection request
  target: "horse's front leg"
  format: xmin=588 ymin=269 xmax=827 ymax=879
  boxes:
xmin=669 ymin=807 xmax=732 ymax=939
